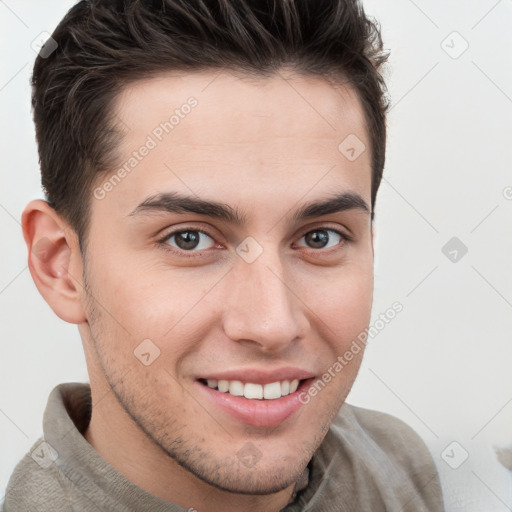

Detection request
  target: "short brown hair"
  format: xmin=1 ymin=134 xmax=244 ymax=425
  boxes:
xmin=32 ymin=0 xmax=389 ymax=249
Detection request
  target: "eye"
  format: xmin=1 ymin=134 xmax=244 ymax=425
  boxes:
xmin=164 ymin=229 xmax=216 ymax=251
xmin=296 ymin=229 xmax=345 ymax=250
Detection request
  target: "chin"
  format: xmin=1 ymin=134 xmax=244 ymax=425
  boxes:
xmin=187 ymin=461 xmax=305 ymax=496
xmin=157 ymin=433 xmax=315 ymax=496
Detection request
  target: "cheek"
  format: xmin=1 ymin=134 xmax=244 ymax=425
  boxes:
xmin=305 ymin=268 xmax=372 ymax=407
xmin=86 ymin=252 xmax=220 ymax=354
xmin=307 ymin=261 xmax=374 ymax=342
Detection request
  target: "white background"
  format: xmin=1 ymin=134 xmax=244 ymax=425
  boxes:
xmin=1 ymin=1 xmax=511 ymax=510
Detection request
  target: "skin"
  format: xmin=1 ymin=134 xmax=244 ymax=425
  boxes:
xmin=23 ymin=69 xmax=374 ymax=512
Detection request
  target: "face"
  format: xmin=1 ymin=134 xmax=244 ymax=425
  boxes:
xmin=80 ymin=70 xmax=374 ymax=494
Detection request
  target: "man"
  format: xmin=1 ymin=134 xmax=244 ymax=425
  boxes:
xmin=3 ymin=0 xmax=444 ymax=510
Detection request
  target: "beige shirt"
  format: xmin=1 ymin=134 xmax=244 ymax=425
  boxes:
xmin=2 ymin=383 xmax=444 ymax=511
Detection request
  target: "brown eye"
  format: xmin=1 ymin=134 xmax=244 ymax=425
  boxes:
xmin=297 ymin=229 xmax=344 ymax=250
xmin=165 ymin=230 xmax=215 ymax=251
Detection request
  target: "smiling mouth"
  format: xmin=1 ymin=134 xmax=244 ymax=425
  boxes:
xmin=198 ymin=378 xmax=302 ymax=400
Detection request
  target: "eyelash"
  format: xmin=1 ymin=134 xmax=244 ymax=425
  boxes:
xmin=156 ymin=225 xmax=352 ymax=258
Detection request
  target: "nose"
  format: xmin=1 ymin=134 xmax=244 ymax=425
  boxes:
xmin=221 ymin=250 xmax=308 ymax=353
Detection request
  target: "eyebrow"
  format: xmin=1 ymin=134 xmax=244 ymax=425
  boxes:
xmin=128 ymin=191 xmax=370 ymax=224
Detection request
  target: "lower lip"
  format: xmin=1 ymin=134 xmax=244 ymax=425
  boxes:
xmin=196 ymin=379 xmax=314 ymax=428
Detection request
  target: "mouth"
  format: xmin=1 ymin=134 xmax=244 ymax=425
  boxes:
xmin=196 ymin=373 xmax=315 ymax=428
xmin=198 ymin=378 xmax=301 ymax=400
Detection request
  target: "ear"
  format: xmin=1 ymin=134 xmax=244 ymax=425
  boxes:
xmin=22 ymin=199 xmax=86 ymax=324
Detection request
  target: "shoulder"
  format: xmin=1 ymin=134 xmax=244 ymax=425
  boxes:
xmin=334 ymin=403 xmax=437 ymax=472
xmin=2 ymin=440 xmax=72 ymax=512
xmin=341 ymin=403 xmax=433 ymax=456
xmin=326 ymin=403 xmax=445 ymax=511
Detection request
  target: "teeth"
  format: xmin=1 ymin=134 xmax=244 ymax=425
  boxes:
xmin=218 ymin=380 xmax=229 ymax=392
xmin=263 ymin=381 xmax=281 ymax=399
xmin=244 ymin=383 xmax=263 ymax=399
xmin=204 ymin=378 xmax=301 ymax=399
xmin=229 ymin=380 xmax=244 ymax=396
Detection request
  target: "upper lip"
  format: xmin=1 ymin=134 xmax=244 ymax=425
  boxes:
xmin=198 ymin=367 xmax=316 ymax=385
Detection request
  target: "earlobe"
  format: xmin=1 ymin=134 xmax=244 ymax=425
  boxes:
xmin=22 ymin=199 xmax=86 ymax=324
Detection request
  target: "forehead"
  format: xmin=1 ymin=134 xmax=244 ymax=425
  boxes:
xmin=114 ymin=70 xmax=368 ymax=153
xmin=96 ymin=70 xmax=371 ymax=219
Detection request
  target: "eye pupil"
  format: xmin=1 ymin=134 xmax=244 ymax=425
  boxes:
xmin=175 ymin=231 xmax=200 ymax=250
xmin=305 ymin=230 xmax=329 ymax=248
